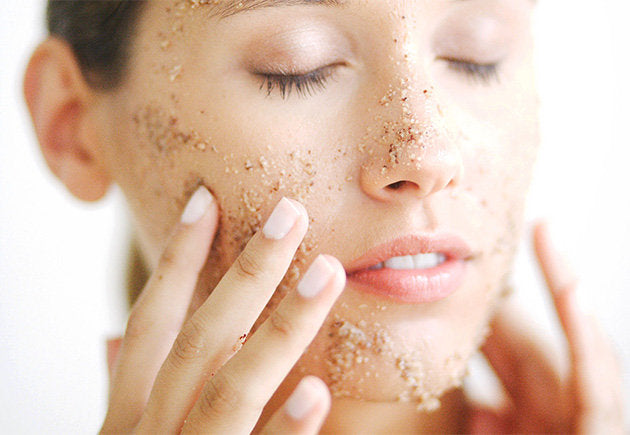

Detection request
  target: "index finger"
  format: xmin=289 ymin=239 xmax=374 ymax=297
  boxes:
xmin=533 ymin=221 xmax=624 ymax=431
xmin=533 ymin=221 xmax=578 ymax=301
xmin=533 ymin=221 xmax=581 ymax=345
xmin=138 ymin=197 xmax=310 ymax=433
xmin=102 ymin=186 xmax=219 ymax=431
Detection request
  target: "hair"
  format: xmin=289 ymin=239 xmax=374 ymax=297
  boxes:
xmin=46 ymin=0 xmax=146 ymax=89
xmin=47 ymin=1 xmax=151 ymax=304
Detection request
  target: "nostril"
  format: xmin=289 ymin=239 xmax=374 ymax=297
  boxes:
xmin=386 ymin=180 xmax=418 ymax=190
xmin=387 ymin=181 xmax=406 ymax=190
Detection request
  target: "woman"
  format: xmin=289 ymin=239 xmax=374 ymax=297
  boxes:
xmin=23 ymin=0 xmax=623 ymax=433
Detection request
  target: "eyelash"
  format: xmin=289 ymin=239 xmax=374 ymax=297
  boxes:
xmin=258 ymin=67 xmax=335 ymax=100
xmin=257 ymin=59 xmax=500 ymax=100
xmin=440 ymin=57 xmax=501 ymax=85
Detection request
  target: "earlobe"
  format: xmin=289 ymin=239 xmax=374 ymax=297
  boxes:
xmin=23 ymin=37 xmax=111 ymax=202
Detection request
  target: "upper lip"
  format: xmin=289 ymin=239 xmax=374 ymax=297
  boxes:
xmin=344 ymin=233 xmax=474 ymax=275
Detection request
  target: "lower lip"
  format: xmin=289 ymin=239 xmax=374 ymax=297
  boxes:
xmin=346 ymin=259 xmax=466 ymax=304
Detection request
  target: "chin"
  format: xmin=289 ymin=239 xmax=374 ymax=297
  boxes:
xmin=288 ymin=267 xmax=500 ymax=410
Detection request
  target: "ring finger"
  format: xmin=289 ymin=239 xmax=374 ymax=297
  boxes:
xmin=138 ymin=197 xmax=309 ymax=433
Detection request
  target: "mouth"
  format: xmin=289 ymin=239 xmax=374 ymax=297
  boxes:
xmin=344 ymin=234 xmax=473 ymax=304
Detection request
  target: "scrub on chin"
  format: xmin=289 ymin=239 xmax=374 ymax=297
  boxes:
xmin=98 ymin=0 xmax=539 ymax=413
xmin=37 ymin=1 xmax=616 ymax=433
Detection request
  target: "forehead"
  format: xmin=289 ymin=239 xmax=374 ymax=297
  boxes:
xmin=190 ymin=0 xmax=345 ymax=18
xmin=186 ymin=0 xmax=534 ymax=20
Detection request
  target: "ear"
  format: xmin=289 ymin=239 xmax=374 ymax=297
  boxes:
xmin=24 ymin=37 xmax=111 ymax=202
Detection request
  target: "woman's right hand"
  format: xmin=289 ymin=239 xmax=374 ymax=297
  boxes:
xmin=100 ymin=187 xmax=346 ymax=434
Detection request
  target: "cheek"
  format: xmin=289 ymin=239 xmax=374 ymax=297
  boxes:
xmin=111 ymin=86 xmax=355 ymax=290
xmin=207 ymin=144 xmax=354 ymax=313
xmin=109 ymin=61 xmax=539 ymax=407
xmin=105 ymin=104 xmax=216 ymax=265
xmin=459 ymin=95 xmax=539 ymax=256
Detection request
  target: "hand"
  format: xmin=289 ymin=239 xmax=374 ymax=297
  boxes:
xmin=100 ymin=187 xmax=346 ymax=434
xmin=470 ymin=222 xmax=625 ymax=434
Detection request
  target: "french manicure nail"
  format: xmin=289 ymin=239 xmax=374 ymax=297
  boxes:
xmin=550 ymin=238 xmax=578 ymax=294
xmin=181 ymin=186 xmax=214 ymax=224
xmin=297 ymin=255 xmax=334 ymax=298
xmin=286 ymin=377 xmax=319 ymax=420
xmin=262 ymin=197 xmax=300 ymax=240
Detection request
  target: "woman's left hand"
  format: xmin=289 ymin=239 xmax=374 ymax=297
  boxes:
xmin=469 ymin=222 xmax=625 ymax=434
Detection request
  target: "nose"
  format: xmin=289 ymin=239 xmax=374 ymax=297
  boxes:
xmin=359 ymin=86 xmax=464 ymax=202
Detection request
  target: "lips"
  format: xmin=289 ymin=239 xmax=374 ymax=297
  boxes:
xmin=344 ymin=234 xmax=473 ymax=304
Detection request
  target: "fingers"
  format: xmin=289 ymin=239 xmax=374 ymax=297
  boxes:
xmin=533 ymin=221 xmax=579 ymax=338
xmin=139 ymin=197 xmax=310 ymax=432
xmin=533 ymin=221 xmax=624 ymax=432
xmin=468 ymin=406 xmax=512 ymax=434
xmin=481 ymin=302 xmax=570 ymax=425
xmin=574 ymin=316 xmax=625 ymax=434
xmin=261 ymin=376 xmax=331 ymax=435
xmin=533 ymin=221 xmax=578 ymax=299
xmin=102 ymin=187 xmax=218 ymax=432
xmin=533 ymin=221 xmax=593 ymax=367
xmin=182 ymin=255 xmax=346 ymax=433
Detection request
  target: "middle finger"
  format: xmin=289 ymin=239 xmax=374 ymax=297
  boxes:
xmin=139 ymin=197 xmax=309 ymax=432
xmin=184 ymin=254 xmax=346 ymax=433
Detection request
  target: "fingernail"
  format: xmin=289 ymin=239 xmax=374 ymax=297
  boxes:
xmin=181 ymin=186 xmax=214 ymax=224
xmin=262 ymin=197 xmax=301 ymax=240
xmin=297 ymin=255 xmax=334 ymax=298
xmin=541 ymin=220 xmax=577 ymax=294
xmin=286 ymin=377 xmax=319 ymax=420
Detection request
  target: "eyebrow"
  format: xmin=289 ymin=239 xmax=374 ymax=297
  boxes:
xmin=192 ymin=0 xmax=345 ymax=19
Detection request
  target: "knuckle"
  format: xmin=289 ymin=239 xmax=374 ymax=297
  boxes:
xmin=171 ymin=319 xmax=207 ymax=365
xmin=199 ymin=371 xmax=248 ymax=419
xmin=234 ymin=249 xmax=266 ymax=281
xmin=269 ymin=309 xmax=295 ymax=339
xmin=158 ymin=245 xmax=184 ymax=271
xmin=124 ymin=307 xmax=153 ymax=343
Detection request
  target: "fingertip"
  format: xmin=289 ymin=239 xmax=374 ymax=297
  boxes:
xmin=303 ymin=375 xmax=332 ymax=420
xmin=263 ymin=376 xmax=331 ymax=434
xmin=307 ymin=375 xmax=331 ymax=410
xmin=531 ymin=218 xmax=577 ymax=299
xmin=181 ymin=185 xmax=215 ymax=224
xmin=322 ymin=255 xmax=347 ymax=287
xmin=287 ymin=198 xmax=309 ymax=228
xmin=185 ymin=187 xmax=220 ymax=250
xmin=205 ymin=189 xmax=221 ymax=230
xmin=532 ymin=218 xmax=548 ymax=232
xmin=285 ymin=376 xmax=331 ymax=421
xmin=534 ymin=219 xmax=566 ymax=265
xmin=321 ymin=254 xmax=342 ymax=271
xmin=532 ymin=218 xmax=549 ymax=257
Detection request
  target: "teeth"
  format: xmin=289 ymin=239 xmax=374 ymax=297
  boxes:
xmin=370 ymin=253 xmax=446 ymax=270
xmin=413 ymin=253 xmax=446 ymax=269
xmin=384 ymin=255 xmax=415 ymax=270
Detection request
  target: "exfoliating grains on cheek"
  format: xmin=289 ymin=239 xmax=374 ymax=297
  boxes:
xmin=123 ymin=97 xmax=337 ymax=320
xmin=109 ymin=0 xmax=542 ymax=411
xmin=119 ymin=95 xmax=469 ymax=409
xmin=120 ymin=88 xmax=528 ymax=415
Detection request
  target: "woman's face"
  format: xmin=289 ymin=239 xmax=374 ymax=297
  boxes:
xmin=99 ymin=0 xmax=538 ymax=408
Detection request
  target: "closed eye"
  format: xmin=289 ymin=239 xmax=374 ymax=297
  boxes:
xmin=438 ymin=57 xmax=501 ymax=85
xmin=256 ymin=65 xmax=337 ymax=99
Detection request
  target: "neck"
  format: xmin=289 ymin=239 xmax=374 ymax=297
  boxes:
xmin=319 ymin=389 xmax=468 ymax=434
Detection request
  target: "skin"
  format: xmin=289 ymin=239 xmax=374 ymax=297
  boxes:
xmin=23 ymin=0 xmax=624 ymax=433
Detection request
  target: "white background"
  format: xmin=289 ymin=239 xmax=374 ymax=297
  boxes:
xmin=1 ymin=1 xmax=628 ymax=432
